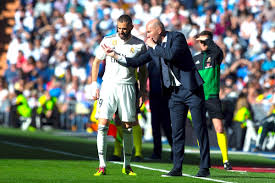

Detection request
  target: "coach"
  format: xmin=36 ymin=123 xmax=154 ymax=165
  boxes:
xmin=102 ymin=19 xmax=211 ymax=177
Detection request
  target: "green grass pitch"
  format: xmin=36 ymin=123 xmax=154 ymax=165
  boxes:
xmin=0 ymin=127 xmax=275 ymax=183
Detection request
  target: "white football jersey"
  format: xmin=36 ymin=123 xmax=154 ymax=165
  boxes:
xmin=96 ymin=34 xmax=146 ymax=84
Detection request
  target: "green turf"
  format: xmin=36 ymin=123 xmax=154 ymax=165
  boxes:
xmin=1 ymin=127 xmax=275 ymax=183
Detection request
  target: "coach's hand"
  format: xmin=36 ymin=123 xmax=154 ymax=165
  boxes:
xmin=145 ymin=38 xmax=157 ymax=48
xmin=91 ymin=82 xmax=100 ymax=100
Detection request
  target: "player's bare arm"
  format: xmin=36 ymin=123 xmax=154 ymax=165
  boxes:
xmin=137 ymin=64 xmax=148 ymax=106
xmin=91 ymin=57 xmax=102 ymax=100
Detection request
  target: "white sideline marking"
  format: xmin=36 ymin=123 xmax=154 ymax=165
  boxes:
xmin=1 ymin=140 xmax=235 ymax=183
xmin=112 ymin=161 xmax=235 ymax=183
xmin=2 ymin=141 xmax=97 ymax=160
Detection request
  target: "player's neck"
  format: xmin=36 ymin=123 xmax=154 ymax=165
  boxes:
xmin=120 ymin=34 xmax=132 ymax=42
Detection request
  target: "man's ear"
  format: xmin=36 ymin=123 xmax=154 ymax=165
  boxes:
xmin=159 ymin=27 xmax=164 ymax=36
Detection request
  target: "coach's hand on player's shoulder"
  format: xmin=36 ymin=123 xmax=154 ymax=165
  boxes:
xmin=91 ymin=82 xmax=100 ymax=100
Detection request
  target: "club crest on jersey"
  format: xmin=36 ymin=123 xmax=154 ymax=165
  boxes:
xmin=130 ymin=47 xmax=135 ymax=53
xmin=112 ymin=40 xmax=117 ymax=46
xmin=205 ymin=57 xmax=212 ymax=68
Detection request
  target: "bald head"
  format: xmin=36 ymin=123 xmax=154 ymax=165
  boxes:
xmin=147 ymin=19 xmax=165 ymax=33
xmin=146 ymin=19 xmax=166 ymax=43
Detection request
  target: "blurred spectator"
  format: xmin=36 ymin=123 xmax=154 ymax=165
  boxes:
xmin=36 ymin=90 xmax=60 ymax=129
xmin=254 ymin=104 xmax=275 ymax=152
xmin=231 ymin=93 xmax=253 ymax=150
xmin=0 ymin=78 xmax=10 ymax=126
xmin=261 ymin=50 xmax=275 ymax=71
xmin=4 ymin=64 xmax=19 ymax=86
xmin=35 ymin=60 xmax=53 ymax=83
xmin=16 ymin=50 xmax=27 ymax=69
xmin=34 ymin=0 xmax=52 ymax=17
xmin=150 ymin=0 xmax=162 ymax=18
xmin=54 ymin=0 xmax=68 ymax=14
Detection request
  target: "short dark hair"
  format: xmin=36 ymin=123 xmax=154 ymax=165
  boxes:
xmin=199 ymin=30 xmax=213 ymax=40
xmin=118 ymin=14 xmax=132 ymax=25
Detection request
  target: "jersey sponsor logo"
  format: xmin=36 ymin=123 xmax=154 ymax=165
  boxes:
xmin=111 ymin=58 xmax=118 ymax=63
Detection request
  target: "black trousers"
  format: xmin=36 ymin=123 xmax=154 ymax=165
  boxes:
xmin=259 ymin=121 xmax=275 ymax=149
xmin=232 ymin=121 xmax=246 ymax=150
xmin=168 ymin=86 xmax=210 ymax=171
xmin=149 ymin=93 xmax=173 ymax=157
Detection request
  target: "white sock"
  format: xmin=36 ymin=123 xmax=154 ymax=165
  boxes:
xmin=122 ymin=128 xmax=133 ymax=168
xmin=97 ymin=124 xmax=108 ymax=168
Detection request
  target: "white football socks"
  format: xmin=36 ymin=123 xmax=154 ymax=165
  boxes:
xmin=122 ymin=128 xmax=133 ymax=168
xmin=97 ymin=124 xmax=108 ymax=168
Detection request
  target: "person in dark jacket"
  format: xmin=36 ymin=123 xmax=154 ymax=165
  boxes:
xmin=147 ymin=59 xmax=173 ymax=160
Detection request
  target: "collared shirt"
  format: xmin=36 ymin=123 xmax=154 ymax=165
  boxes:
xmin=117 ymin=35 xmax=181 ymax=87
xmin=160 ymin=36 xmax=181 ymax=87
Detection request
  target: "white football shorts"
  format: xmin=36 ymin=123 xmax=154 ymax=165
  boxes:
xmin=97 ymin=82 xmax=136 ymax=122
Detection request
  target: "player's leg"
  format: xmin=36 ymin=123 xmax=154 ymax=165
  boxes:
xmin=94 ymin=118 xmax=110 ymax=176
xmin=212 ymin=118 xmax=231 ymax=169
xmin=110 ymin=113 xmax=123 ymax=161
xmin=121 ymin=122 xmax=136 ymax=175
xmin=112 ymin=125 xmax=123 ymax=160
xmin=94 ymin=83 xmax=117 ymax=176
xmin=133 ymin=119 xmax=142 ymax=161
xmin=207 ymin=98 xmax=232 ymax=170
xmin=118 ymin=84 xmax=137 ymax=175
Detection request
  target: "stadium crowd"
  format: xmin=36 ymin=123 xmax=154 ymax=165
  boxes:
xmin=1 ymin=0 xmax=274 ymax=152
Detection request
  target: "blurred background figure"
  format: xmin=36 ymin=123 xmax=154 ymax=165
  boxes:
xmin=254 ymin=104 xmax=275 ymax=152
xmin=147 ymin=58 xmax=173 ymax=160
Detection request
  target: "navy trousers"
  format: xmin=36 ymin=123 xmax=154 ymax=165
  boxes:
xmin=168 ymin=85 xmax=210 ymax=171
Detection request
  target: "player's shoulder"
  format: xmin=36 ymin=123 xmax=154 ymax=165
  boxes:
xmin=193 ymin=52 xmax=203 ymax=59
xmin=131 ymin=35 xmax=144 ymax=44
xmin=103 ymin=33 xmax=117 ymax=41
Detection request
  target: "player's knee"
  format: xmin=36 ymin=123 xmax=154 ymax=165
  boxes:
xmin=215 ymin=126 xmax=224 ymax=133
xmin=98 ymin=124 xmax=109 ymax=133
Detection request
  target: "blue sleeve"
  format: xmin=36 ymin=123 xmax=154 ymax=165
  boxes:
xmin=125 ymin=50 xmax=152 ymax=68
xmin=151 ymin=32 xmax=188 ymax=62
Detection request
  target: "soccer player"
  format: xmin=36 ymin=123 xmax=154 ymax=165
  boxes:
xmin=91 ymin=14 xmax=146 ymax=176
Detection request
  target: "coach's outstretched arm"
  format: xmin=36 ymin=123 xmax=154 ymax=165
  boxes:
xmin=102 ymin=44 xmax=151 ymax=68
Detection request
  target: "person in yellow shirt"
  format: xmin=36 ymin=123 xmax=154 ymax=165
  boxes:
xmin=232 ymin=93 xmax=253 ymax=150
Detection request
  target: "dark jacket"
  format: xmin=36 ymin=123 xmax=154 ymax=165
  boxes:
xmin=125 ymin=31 xmax=204 ymax=91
